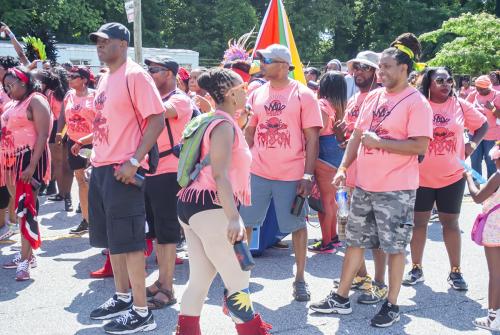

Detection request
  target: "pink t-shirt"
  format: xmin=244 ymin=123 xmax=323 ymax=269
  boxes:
xmin=459 ymin=86 xmax=474 ymax=99
xmin=64 ymin=89 xmax=96 ymax=142
xmin=318 ymin=98 xmax=335 ymax=136
xmin=248 ymin=80 xmax=323 ymax=181
xmin=152 ymin=90 xmax=193 ymax=175
xmin=343 ymin=92 xmax=368 ymax=188
xmin=91 ymin=59 xmax=165 ymax=167
xmin=178 ymin=110 xmax=252 ymax=206
xmin=47 ymin=91 xmax=63 ymax=120
xmin=466 ymin=90 xmax=500 ymax=141
xmin=248 ymin=79 xmax=265 ymax=95
xmin=354 ymin=86 xmax=433 ymax=192
xmin=420 ymin=97 xmax=487 ymax=188
xmin=0 ymin=87 xmax=11 ymax=115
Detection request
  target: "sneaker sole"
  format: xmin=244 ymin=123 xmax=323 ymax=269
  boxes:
xmin=3 ymin=262 xmax=37 ymax=269
xmin=309 ymin=306 xmax=352 ymax=315
xmin=69 ymin=230 xmax=89 ymax=235
xmin=358 ymin=296 xmax=386 ymax=305
xmin=371 ymin=314 xmax=400 ymax=328
xmin=308 ymin=249 xmax=336 ymax=254
xmin=91 ymin=310 xmax=131 ymax=320
xmin=402 ymin=277 xmax=425 ymax=286
xmin=448 ymin=280 xmax=468 ymax=291
xmin=104 ymin=321 xmax=157 ymax=334
xmin=472 ymin=320 xmax=500 ymax=331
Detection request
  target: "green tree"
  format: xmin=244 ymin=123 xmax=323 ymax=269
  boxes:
xmin=419 ymin=12 xmax=500 ymax=75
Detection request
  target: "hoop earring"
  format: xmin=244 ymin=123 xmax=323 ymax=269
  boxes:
xmin=428 ymin=89 xmax=431 ymax=100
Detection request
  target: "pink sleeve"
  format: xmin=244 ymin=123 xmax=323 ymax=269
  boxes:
xmin=130 ymin=71 xmax=165 ymax=119
xmin=494 ymin=92 xmax=500 ymax=109
xmin=300 ymin=88 xmax=323 ymax=129
xmin=248 ymin=91 xmax=259 ymax=127
xmin=169 ymin=94 xmax=192 ymax=120
xmin=460 ymin=98 xmax=487 ymax=132
xmin=407 ymin=96 xmax=433 ymax=139
xmin=465 ymin=93 xmax=475 ymax=103
xmin=354 ymin=96 xmax=373 ymax=131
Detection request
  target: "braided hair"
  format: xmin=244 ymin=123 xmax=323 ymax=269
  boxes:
xmin=0 ymin=56 xmax=20 ymax=71
xmin=39 ymin=67 xmax=69 ymax=101
xmin=197 ymin=68 xmax=241 ymax=105
xmin=382 ymin=33 xmax=422 ymax=76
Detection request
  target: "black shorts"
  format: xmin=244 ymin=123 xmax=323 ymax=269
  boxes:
xmin=145 ymin=173 xmax=181 ymax=244
xmin=49 ymin=120 xmax=58 ymax=144
xmin=177 ymin=190 xmax=222 ymax=224
xmin=16 ymin=149 xmax=49 ymax=185
xmin=414 ymin=178 xmax=466 ymax=214
xmin=88 ymin=165 xmax=146 ymax=254
xmin=0 ymin=186 xmax=10 ymax=209
xmin=67 ymin=138 xmax=91 ymax=170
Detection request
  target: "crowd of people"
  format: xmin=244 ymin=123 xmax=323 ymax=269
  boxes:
xmin=0 ymin=21 xmax=499 ymax=334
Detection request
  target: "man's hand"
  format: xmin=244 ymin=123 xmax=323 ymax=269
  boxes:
xmin=361 ymin=131 xmax=382 ymax=150
xmin=114 ymin=161 xmax=138 ymax=185
xmin=297 ymin=179 xmax=312 ymax=197
xmin=464 ymin=142 xmax=475 ymax=158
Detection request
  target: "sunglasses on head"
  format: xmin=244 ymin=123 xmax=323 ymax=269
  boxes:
xmin=148 ymin=66 xmax=169 ymax=74
xmin=260 ymin=57 xmax=287 ymax=65
xmin=351 ymin=63 xmax=372 ymax=72
xmin=434 ymin=77 xmax=454 ymax=86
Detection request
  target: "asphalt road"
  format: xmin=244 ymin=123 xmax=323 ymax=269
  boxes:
xmin=0 ymin=188 xmax=495 ymax=335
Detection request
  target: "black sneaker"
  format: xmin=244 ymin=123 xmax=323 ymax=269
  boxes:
xmin=402 ymin=264 xmax=425 ymax=286
xmin=75 ymin=203 xmax=82 ymax=214
xmin=309 ymin=291 xmax=352 ymax=314
xmin=64 ymin=196 xmax=73 ymax=212
xmin=371 ymin=300 xmax=400 ymax=328
xmin=70 ymin=220 xmax=89 ymax=234
xmin=103 ymin=309 xmax=157 ymax=334
xmin=448 ymin=268 xmax=468 ymax=291
xmin=90 ymin=295 xmax=133 ymax=320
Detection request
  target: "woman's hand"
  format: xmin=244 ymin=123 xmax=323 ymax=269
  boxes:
xmin=55 ymin=133 xmax=63 ymax=145
xmin=332 ymin=169 xmax=346 ymax=187
xmin=20 ymin=164 xmax=36 ymax=183
xmin=227 ymin=218 xmax=246 ymax=244
xmin=71 ymin=142 xmax=82 ymax=156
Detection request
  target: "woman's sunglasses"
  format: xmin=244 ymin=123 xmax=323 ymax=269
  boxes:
xmin=434 ymin=77 xmax=454 ymax=86
xmin=68 ymin=74 xmax=82 ymax=80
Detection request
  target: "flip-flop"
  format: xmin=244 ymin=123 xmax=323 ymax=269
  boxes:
xmin=146 ymin=280 xmax=162 ymax=298
xmin=147 ymin=288 xmax=177 ymax=310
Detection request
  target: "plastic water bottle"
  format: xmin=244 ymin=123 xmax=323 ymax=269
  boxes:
xmin=336 ymin=187 xmax=349 ymax=241
xmin=458 ymin=159 xmax=487 ymax=184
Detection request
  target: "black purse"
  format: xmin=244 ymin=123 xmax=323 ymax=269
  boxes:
xmin=125 ymin=76 xmax=159 ymax=175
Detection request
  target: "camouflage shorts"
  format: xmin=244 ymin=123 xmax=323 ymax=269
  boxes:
xmin=346 ymin=187 xmax=416 ymax=254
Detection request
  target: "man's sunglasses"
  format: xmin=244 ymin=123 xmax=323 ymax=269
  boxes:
xmin=351 ymin=63 xmax=372 ymax=72
xmin=148 ymin=66 xmax=169 ymax=74
xmin=434 ymin=77 xmax=454 ymax=86
xmin=260 ymin=57 xmax=287 ymax=65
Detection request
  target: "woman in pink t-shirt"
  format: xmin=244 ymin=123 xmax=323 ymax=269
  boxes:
xmin=57 ymin=66 xmax=96 ymax=235
xmin=308 ymin=71 xmax=347 ymax=254
xmin=404 ymin=67 xmax=488 ymax=290
xmin=189 ymin=67 xmax=215 ymax=113
xmin=176 ymin=68 xmax=271 ymax=334
xmin=1 ymin=67 xmax=52 ymax=281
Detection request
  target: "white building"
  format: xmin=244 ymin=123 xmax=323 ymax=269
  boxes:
xmin=0 ymin=41 xmax=199 ymax=72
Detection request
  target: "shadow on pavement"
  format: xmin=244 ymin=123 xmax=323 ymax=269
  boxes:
xmin=256 ymin=300 xmax=323 ymax=334
xmin=0 ymin=266 xmax=33 ymax=302
xmin=37 ymin=236 xmax=92 ymax=258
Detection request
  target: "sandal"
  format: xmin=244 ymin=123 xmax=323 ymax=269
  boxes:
xmin=146 ymin=280 xmax=162 ymax=298
xmin=147 ymin=288 xmax=177 ymax=310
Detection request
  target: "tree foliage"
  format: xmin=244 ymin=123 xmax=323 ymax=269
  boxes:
xmin=419 ymin=13 xmax=500 ymax=75
xmin=0 ymin=0 xmax=497 ymax=72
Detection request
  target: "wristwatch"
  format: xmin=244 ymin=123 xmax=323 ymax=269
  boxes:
xmin=302 ymin=173 xmax=314 ymax=182
xmin=129 ymin=157 xmax=141 ymax=168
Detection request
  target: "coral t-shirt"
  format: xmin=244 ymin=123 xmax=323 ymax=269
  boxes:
xmin=466 ymin=90 xmax=500 ymax=141
xmin=248 ymin=80 xmax=323 ymax=181
xmin=354 ymin=86 xmax=433 ymax=192
xmin=318 ymin=98 xmax=336 ymax=136
xmin=419 ymin=97 xmax=487 ymax=188
xmin=343 ymin=92 xmax=369 ymax=188
xmin=64 ymin=89 xmax=96 ymax=142
xmin=47 ymin=91 xmax=63 ymax=120
xmin=91 ymin=59 xmax=165 ymax=167
xmin=152 ymin=90 xmax=193 ymax=175
xmin=0 ymin=88 xmax=11 ymax=115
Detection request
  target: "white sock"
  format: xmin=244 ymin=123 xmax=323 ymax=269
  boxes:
xmin=133 ymin=305 xmax=148 ymax=317
xmin=116 ymin=292 xmax=131 ymax=303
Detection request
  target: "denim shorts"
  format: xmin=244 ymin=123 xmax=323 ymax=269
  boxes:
xmin=318 ymin=135 xmax=344 ymax=168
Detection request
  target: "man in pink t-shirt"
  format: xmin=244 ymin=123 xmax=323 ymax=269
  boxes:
xmin=310 ymin=36 xmax=433 ymax=328
xmin=467 ymin=75 xmax=500 ymax=178
xmin=143 ymin=56 xmax=194 ymax=309
xmin=87 ymin=23 xmax=165 ymax=333
xmin=240 ymin=44 xmax=323 ymax=302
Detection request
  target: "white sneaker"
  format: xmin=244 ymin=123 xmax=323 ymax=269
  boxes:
xmin=0 ymin=225 xmax=14 ymax=240
xmin=2 ymin=252 xmax=37 ymax=269
xmin=473 ymin=309 xmax=500 ymax=331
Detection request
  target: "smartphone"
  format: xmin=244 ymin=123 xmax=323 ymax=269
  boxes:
xmin=36 ymin=61 xmax=43 ymax=70
xmin=291 ymin=195 xmax=306 ymax=216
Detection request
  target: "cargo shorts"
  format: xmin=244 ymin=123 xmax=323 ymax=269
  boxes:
xmin=346 ymin=187 xmax=416 ymax=254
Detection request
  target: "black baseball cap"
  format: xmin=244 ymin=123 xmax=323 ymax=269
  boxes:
xmin=89 ymin=22 xmax=130 ymax=44
xmin=145 ymin=56 xmax=179 ymax=76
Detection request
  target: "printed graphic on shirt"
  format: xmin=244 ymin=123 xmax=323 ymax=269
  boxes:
xmin=428 ymin=113 xmax=456 ymax=156
xmin=68 ymin=104 xmax=92 ymax=135
xmin=257 ymin=95 xmax=291 ymax=149
xmin=1 ymin=126 xmax=14 ymax=150
xmin=93 ymin=92 xmax=109 ymax=145
xmin=363 ymin=102 xmax=392 ymax=155
xmin=345 ymin=104 xmax=361 ymax=138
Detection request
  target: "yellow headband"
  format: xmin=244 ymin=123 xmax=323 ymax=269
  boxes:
xmin=414 ymin=62 xmax=427 ymax=72
xmin=393 ymin=43 xmax=414 ymax=60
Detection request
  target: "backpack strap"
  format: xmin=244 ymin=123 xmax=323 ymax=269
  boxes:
xmin=159 ymin=90 xmax=179 ymax=158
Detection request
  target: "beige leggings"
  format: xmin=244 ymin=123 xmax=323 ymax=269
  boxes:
xmin=179 ymin=208 xmax=250 ymax=317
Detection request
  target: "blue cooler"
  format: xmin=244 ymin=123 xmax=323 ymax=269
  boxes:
xmin=249 ymin=200 xmax=287 ymax=256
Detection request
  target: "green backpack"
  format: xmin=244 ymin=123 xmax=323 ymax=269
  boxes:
xmin=177 ymin=111 xmax=228 ymax=188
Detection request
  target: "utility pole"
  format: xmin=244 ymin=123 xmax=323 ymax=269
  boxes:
xmin=133 ymin=0 xmax=142 ymax=64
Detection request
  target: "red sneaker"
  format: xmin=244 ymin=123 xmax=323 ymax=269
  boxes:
xmin=90 ymin=254 xmax=113 ymax=278
xmin=176 ymin=256 xmax=184 ymax=265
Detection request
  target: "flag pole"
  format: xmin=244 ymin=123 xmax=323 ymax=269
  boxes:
xmin=133 ymin=0 xmax=142 ymax=64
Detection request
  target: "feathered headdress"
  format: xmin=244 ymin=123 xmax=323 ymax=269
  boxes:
xmin=22 ymin=35 xmax=47 ymax=61
xmin=222 ymin=27 xmax=256 ymax=64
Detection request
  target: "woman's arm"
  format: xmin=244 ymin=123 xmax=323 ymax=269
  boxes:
xmin=210 ymin=121 xmax=245 ymax=244
xmin=21 ymin=95 xmax=51 ymax=182
xmin=0 ymin=25 xmax=29 ymax=66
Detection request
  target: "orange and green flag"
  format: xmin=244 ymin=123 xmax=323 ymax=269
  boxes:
xmin=252 ymin=0 xmax=306 ymax=84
